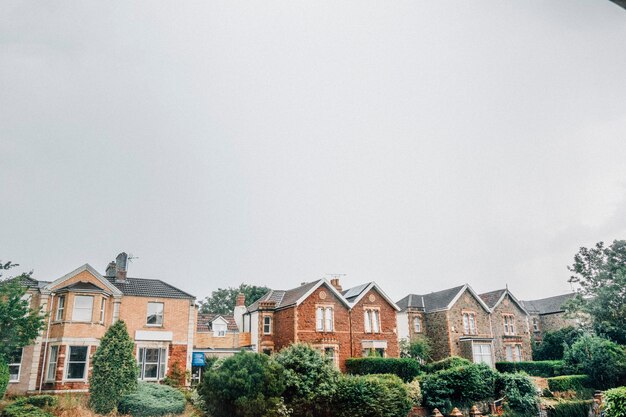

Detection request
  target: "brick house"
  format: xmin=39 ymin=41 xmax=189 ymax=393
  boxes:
xmin=7 ymin=253 xmax=196 ymax=395
xmin=241 ymin=278 xmax=399 ymax=370
xmin=397 ymin=284 xmax=495 ymax=366
xmin=479 ymin=289 xmax=531 ymax=363
xmin=520 ymin=293 xmax=577 ymax=342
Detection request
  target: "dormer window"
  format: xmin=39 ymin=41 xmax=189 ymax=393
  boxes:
xmin=72 ymin=295 xmax=94 ymax=322
xmin=213 ymin=322 xmax=227 ymax=337
xmin=147 ymin=302 xmax=164 ymax=326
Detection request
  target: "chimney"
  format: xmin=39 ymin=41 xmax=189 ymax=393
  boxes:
xmin=115 ymin=252 xmax=128 ymax=283
xmin=233 ymin=293 xmax=247 ymax=332
xmin=330 ymin=278 xmax=342 ymax=292
xmin=105 ymin=262 xmax=116 ymax=278
xmin=235 ymin=293 xmax=246 ymax=307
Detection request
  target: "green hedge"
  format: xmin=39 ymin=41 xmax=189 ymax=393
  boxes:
xmin=0 ymin=361 xmax=8 ymax=399
xmin=345 ymin=358 xmax=421 ymax=382
xmin=423 ymin=357 xmax=472 ymax=373
xmin=332 ymin=374 xmax=412 ymax=417
xmin=605 ymin=387 xmax=626 ymax=417
xmin=1 ymin=404 xmax=54 ymax=417
xmin=12 ymin=396 xmax=58 ymax=408
xmin=547 ymin=375 xmax=590 ymax=392
xmin=495 ymin=360 xmax=565 ymax=377
xmin=118 ymin=383 xmax=186 ymax=417
xmin=545 ymin=400 xmax=593 ymax=417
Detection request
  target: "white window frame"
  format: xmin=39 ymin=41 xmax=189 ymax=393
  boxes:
xmin=364 ymin=308 xmax=381 ymax=333
xmin=213 ymin=322 xmax=227 ymax=337
xmin=55 ymin=295 xmax=65 ymax=321
xmin=413 ymin=316 xmax=422 ymax=333
xmin=463 ymin=312 xmax=477 ymax=335
xmin=46 ymin=345 xmax=59 ymax=382
xmin=503 ymin=314 xmax=515 ymax=335
xmin=8 ymin=349 xmax=23 ymax=383
xmin=316 ymin=307 xmax=324 ymax=331
xmin=472 ymin=343 xmax=492 ymax=366
xmin=65 ymin=345 xmax=89 ymax=381
xmin=138 ymin=347 xmax=167 ymax=381
xmin=99 ymin=298 xmax=106 ymax=324
xmin=532 ymin=318 xmax=539 ymax=332
xmin=72 ymin=295 xmax=94 ymax=322
xmin=263 ymin=315 xmax=272 ymax=334
xmin=316 ymin=306 xmax=334 ymax=332
xmin=146 ymin=302 xmax=164 ymax=326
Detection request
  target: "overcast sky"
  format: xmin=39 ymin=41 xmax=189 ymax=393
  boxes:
xmin=2 ymin=1 xmax=626 ymax=304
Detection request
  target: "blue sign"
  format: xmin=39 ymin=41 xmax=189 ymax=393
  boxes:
xmin=192 ymin=352 xmax=206 ymax=367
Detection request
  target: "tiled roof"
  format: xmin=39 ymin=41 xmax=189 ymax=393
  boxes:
xmin=397 ymin=285 xmax=466 ymax=313
xmin=105 ymin=277 xmax=195 ymax=300
xmin=521 ymin=293 xmax=576 ymax=315
xmin=57 ymin=281 xmax=107 ymax=293
xmin=197 ymin=313 xmax=238 ymax=332
xmin=479 ymin=289 xmax=506 ymax=309
xmin=247 ymin=280 xmax=323 ymax=312
xmin=3 ymin=275 xmax=40 ymax=288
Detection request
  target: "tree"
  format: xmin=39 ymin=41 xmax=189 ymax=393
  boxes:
xmin=567 ymin=240 xmax=626 ymax=344
xmin=200 ymin=283 xmax=269 ymax=314
xmin=89 ymin=320 xmax=139 ymax=414
xmin=399 ymin=336 xmax=432 ymax=363
xmin=563 ymin=334 xmax=626 ymax=389
xmin=532 ymin=326 xmax=583 ymax=360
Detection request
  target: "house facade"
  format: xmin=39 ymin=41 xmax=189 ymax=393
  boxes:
xmin=520 ymin=293 xmax=578 ymax=342
xmin=7 ymin=253 xmax=196 ymax=395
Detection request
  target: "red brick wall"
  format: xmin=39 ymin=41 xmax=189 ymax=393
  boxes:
xmin=350 ymin=288 xmax=399 ymax=359
xmin=273 ymin=307 xmax=296 ymax=351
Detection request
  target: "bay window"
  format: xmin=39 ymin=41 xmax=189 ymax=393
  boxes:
xmin=72 ymin=295 xmax=94 ymax=322
xmin=46 ymin=346 xmax=59 ymax=381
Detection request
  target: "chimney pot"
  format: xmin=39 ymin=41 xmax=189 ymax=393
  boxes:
xmin=330 ymin=278 xmax=342 ymax=292
xmin=236 ymin=293 xmax=246 ymax=307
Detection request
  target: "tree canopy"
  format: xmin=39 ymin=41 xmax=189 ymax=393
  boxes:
xmin=199 ymin=283 xmax=269 ymax=314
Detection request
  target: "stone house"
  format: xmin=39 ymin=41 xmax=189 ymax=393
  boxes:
xmin=7 ymin=252 xmax=196 ymax=395
xmin=479 ymin=289 xmax=531 ymax=363
xmin=397 ymin=284 xmax=495 ymax=366
xmin=520 ymin=293 xmax=577 ymax=342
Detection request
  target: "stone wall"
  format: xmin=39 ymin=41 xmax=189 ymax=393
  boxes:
xmin=490 ymin=294 xmax=532 ymax=362
xmin=424 ymin=310 xmax=451 ymax=361
xmin=446 ymin=290 xmax=492 ymax=358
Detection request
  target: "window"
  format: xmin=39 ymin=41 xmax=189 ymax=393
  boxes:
xmin=515 ymin=345 xmax=522 ymax=361
xmin=146 ymin=302 xmax=164 ymax=326
xmin=362 ymin=347 xmax=385 ymax=357
xmin=8 ymin=349 xmax=22 ymax=382
xmin=472 ymin=343 xmax=492 ymax=366
xmin=532 ymin=318 xmax=539 ymax=332
xmin=213 ymin=323 xmax=227 ymax=337
xmin=364 ymin=309 xmax=380 ymax=333
xmin=263 ymin=316 xmax=272 ymax=334
xmin=99 ymin=298 xmax=106 ymax=324
xmin=324 ymin=347 xmax=336 ymax=364
xmin=72 ymin=295 xmax=94 ymax=322
xmin=505 ymin=345 xmax=523 ymax=362
xmin=55 ymin=295 xmax=65 ymax=321
xmin=316 ymin=307 xmax=334 ymax=332
xmin=138 ymin=347 xmax=167 ymax=380
xmin=46 ymin=346 xmax=59 ymax=382
xmin=503 ymin=314 xmax=515 ymax=335
xmin=413 ymin=316 xmax=422 ymax=333
xmin=463 ymin=312 xmax=477 ymax=335
xmin=262 ymin=348 xmax=273 ymax=355
xmin=66 ymin=346 xmax=88 ymax=380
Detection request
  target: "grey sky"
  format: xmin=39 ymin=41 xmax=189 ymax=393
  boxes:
xmin=2 ymin=1 xmax=626 ymax=304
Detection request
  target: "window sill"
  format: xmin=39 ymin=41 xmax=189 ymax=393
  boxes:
xmin=145 ymin=324 xmax=164 ymax=328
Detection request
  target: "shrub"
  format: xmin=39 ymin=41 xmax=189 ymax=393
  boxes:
xmin=400 ymin=336 xmax=432 ymax=363
xmin=495 ymin=372 xmax=538 ymax=414
xmin=423 ymin=356 xmax=472 ymax=373
xmin=12 ymin=396 xmax=58 ymax=407
xmin=1 ymin=403 xmax=55 ymax=417
xmin=163 ymin=361 xmax=187 ymax=387
xmin=605 ymin=387 xmax=626 ymax=417
xmin=545 ymin=400 xmax=593 ymax=417
xmin=88 ymin=320 xmax=138 ymax=414
xmin=420 ymin=363 xmax=497 ymax=413
xmin=547 ymin=375 xmax=590 ymax=392
xmin=198 ymin=351 xmax=286 ymax=417
xmin=495 ymin=361 xmax=565 ymax=377
xmin=563 ymin=335 xmax=626 ymax=389
xmin=332 ymin=374 xmax=412 ymax=417
xmin=532 ymin=327 xmax=583 ymax=361
xmin=0 ymin=360 xmax=8 ymax=399
xmin=406 ymin=378 xmax=422 ymax=406
xmin=274 ymin=343 xmax=340 ymax=417
xmin=118 ymin=382 xmax=186 ymax=417
xmin=345 ymin=357 xmax=421 ymax=382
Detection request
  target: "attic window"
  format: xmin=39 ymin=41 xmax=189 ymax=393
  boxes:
xmin=213 ymin=322 xmax=227 ymax=337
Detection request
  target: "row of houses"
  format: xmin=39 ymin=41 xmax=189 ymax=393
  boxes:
xmin=6 ymin=252 xmax=576 ymax=395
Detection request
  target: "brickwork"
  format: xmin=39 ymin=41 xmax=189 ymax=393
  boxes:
xmin=167 ymin=344 xmax=188 ymax=384
xmin=350 ymin=288 xmax=399 ymax=359
xmin=490 ymin=294 xmax=532 ymax=362
xmin=194 ymin=331 xmax=242 ymax=349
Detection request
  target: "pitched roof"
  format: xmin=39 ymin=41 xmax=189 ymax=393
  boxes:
xmin=247 ymin=279 xmax=351 ymax=312
xmin=56 ymin=281 xmax=108 ymax=293
xmin=521 ymin=293 xmax=576 ymax=315
xmin=479 ymin=289 xmax=507 ymax=309
xmin=197 ymin=313 xmax=238 ymax=332
xmin=3 ymin=275 xmax=40 ymax=289
xmin=397 ymin=284 xmax=490 ymax=313
xmin=396 ymin=294 xmax=426 ymax=311
xmin=342 ymin=283 xmax=370 ymax=302
xmin=342 ymin=282 xmax=400 ymax=311
xmin=106 ymin=276 xmax=195 ymax=300
xmin=45 ymin=264 xmax=123 ymax=297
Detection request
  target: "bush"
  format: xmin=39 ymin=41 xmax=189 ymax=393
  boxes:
xmin=1 ymin=403 xmax=55 ymax=417
xmin=0 ymin=360 xmax=8 ymax=399
xmin=495 ymin=372 xmax=538 ymax=414
xmin=545 ymin=400 xmax=593 ymax=417
xmin=163 ymin=361 xmax=187 ymax=387
xmin=12 ymin=396 xmax=58 ymax=408
xmin=332 ymin=374 xmax=412 ymax=417
xmin=423 ymin=356 xmax=472 ymax=373
xmin=532 ymin=327 xmax=583 ymax=361
xmin=563 ymin=335 xmax=626 ymax=389
xmin=547 ymin=375 xmax=590 ymax=392
xmin=274 ymin=343 xmax=340 ymax=417
xmin=118 ymin=382 xmax=186 ymax=417
xmin=88 ymin=320 xmax=138 ymax=414
xmin=605 ymin=387 xmax=626 ymax=417
xmin=198 ymin=351 xmax=287 ymax=417
xmin=420 ymin=363 xmax=497 ymax=414
xmin=406 ymin=378 xmax=422 ymax=406
xmin=495 ymin=360 xmax=565 ymax=377
xmin=399 ymin=336 xmax=432 ymax=363
xmin=345 ymin=357 xmax=421 ymax=382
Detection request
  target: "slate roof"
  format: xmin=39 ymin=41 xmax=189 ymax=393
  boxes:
xmin=105 ymin=277 xmax=195 ymax=300
xmin=1 ymin=275 xmax=40 ymax=289
xmin=479 ymin=289 xmax=507 ymax=309
xmin=197 ymin=313 xmax=238 ymax=332
xmin=247 ymin=280 xmax=326 ymax=312
xmin=397 ymin=285 xmax=467 ymax=313
xmin=521 ymin=293 xmax=576 ymax=315
xmin=57 ymin=281 xmax=108 ymax=293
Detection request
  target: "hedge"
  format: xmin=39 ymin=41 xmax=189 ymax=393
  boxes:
xmin=545 ymin=400 xmax=593 ymax=417
xmin=0 ymin=361 xmax=8 ymax=399
xmin=605 ymin=387 xmax=626 ymax=417
xmin=331 ymin=374 xmax=412 ymax=417
xmin=1 ymin=403 xmax=55 ymax=417
xmin=345 ymin=358 xmax=422 ymax=382
xmin=423 ymin=357 xmax=472 ymax=373
xmin=118 ymin=382 xmax=186 ymax=417
xmin=495 ymin=360 xmax=565 ymax=377
xmin=12 ymin=396 xmax=58 ymax=408
xmin=547 ymin=375 xmax=590 ymax=392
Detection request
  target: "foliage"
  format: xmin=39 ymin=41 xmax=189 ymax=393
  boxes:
xmin=274 ymin=343 xmax=340 ymax=417
xmin=163 ymin=361 xmax=187 ymax=387
xmin=563 ymin=335 xmax=626 ymax=389
xmin=406 ymin=377 xmax=422 ymax=406
xmin=118 ymin=382 xmax=186 ymax=417
xmin=545 ymin=400 xmax=593 ymax=417
xmin=199 ymin=284 xmax=270 ymax=314
xmin=0 ymin=261 xmax=46 ymax=361
xmin=345 ymin=357 xmax=422 ymax=382
xmin=1 ymin=403 xmax=55 ymax=417
xmin=420 ymin=363 xmax=497 ymax=414
xmin=88 ymin=320 xmax=138 ymax=414
xmin=399 ymin=336 xmax=432 ymax=363
xmin=532 ymin=327 xmax=583 ymax=361
xmin=605 ymin=387 xmax=626 ymax=417
xmin=495 ymin=372 xmax=538 ymax=413
xmin=567 ymin=240 xmax=626 ymax=344
xmin=546 ymin=375 xmax=590 ymax=392
xmin=332 ymin=374 xmax=412 ymax=417
xmin=423 ymin=356 xmax=472 ymax=373
xmin=13 ymin=396 xmax=58 ymax=408
xmin=0 ymin=361 xmax=8 ymax=399
xmin=198 ymin=351 xmax=287 ymax=417
xmin=495 ymin=361 xmax=565 ymax=377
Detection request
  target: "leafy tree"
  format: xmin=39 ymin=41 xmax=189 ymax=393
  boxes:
xmin=399 ymin=336 xmax=432 ymax=363
xmin=496 ymin=372 xmax=539 ymax=415
xmin=0 ymin=361 xmax=8 ymax=399
xmin=89 ymin=320 xmax=139 ymax=414
xmin=200 ymin=284 xmax=270 ymax=314
xmin=567 ymin=240 xmax=626 ymax=344
xmin=532 ymin=327 xmax=583 ymax=360
xmin=563 ymin=334 xmax=626 ymax=389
